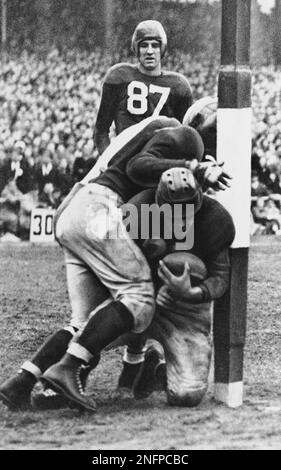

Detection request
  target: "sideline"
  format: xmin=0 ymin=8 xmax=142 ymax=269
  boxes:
xmin=0 ymin=236 xmax=280 ymax=249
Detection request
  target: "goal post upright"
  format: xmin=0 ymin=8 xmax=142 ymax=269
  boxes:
xmin=214 ymin=0 xmax=252 ymax=407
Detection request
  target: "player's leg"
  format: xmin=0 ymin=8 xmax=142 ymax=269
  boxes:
xmin=133 ymin=340 xmax=166 ymax=399
xmin=163 ymin=302 xmax=212 ymax=406
xmin=117 ymin=188 xmax=169 ymax=393
xmin=42 ymin=185 xmax=155 ymax=410
xmin=42 ymin=284 xmax=155 ymax=411
xmin=117 ymin=333 xmax=147 ymax=392
xmin=0 ymin=249 xmax=108 ymax=410
xmin=41 ymin=300 xmax=143 ymax=411
xmin=31 ymin=250 xmax=110 ymax=409
xmin=134 ymin=298 xmax=212 ymax=407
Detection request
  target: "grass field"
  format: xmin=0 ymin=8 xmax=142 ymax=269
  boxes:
xmin=0 ymin=237 xmax=281 ymax=450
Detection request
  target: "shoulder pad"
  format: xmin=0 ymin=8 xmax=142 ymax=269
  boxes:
xmin=152 ymin=116 xmax=181 ymax=130
xmin=104 ymin=63 xmax=137 ymax=85
xmin=162 ymin=70 xmax=191 ymax=90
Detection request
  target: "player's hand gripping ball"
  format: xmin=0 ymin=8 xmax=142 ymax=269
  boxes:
xmin=156 ymin=252 xmax=207 ymax=305
xmin=161 ymin=252 xmax=207 ymax=285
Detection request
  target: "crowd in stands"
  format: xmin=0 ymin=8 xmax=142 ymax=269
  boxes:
xmin=251 ymin=170 xmax=281 ymax=235
xmin=0 ymin=48 xmax=280 ymax=240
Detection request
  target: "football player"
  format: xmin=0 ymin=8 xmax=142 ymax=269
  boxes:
xmin=0 ymin=103 xmax=228 ymax=411
xmin=93 ymin=20 xmax=193 ymax=154
xmin=117 ymin=96 xmax=219 ymax=396
xmin=123 ymin=166 xmax=235 ymax=406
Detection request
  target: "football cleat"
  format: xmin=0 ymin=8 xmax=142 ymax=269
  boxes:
xmin=42 ymin=359 xmax=96 ymax=412
xmin=31 ymin=386 xmax=68 ymax=410
xmin=0 ymin=370 xmax=36 ymax=410
xmin=133 ymin=346 xmax=167 ymax=400
xmin=32 ymin=362 xmax=94 ymax=410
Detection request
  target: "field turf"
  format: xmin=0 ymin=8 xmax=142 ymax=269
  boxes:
xmin=0 ymin=238 xmax=281 ymax=450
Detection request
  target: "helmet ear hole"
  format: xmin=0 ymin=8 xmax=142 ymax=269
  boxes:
xmin=155 ymin=167 xmax=203 ymax=214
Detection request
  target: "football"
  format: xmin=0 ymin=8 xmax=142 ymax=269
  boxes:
xmin=161 ymin=251 xmax=207 ymax=284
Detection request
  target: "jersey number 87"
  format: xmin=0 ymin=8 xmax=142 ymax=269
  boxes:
xmin=127 ymin=80 xmax=170 ymax=116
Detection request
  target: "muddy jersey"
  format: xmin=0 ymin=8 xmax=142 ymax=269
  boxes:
xmin=94 ymin=63 xmax=193 ymax=154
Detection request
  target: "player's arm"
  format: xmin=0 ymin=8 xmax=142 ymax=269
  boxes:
xmin=93 ymin=83 xmax=120 ymax=155
xmin=157 ymin=248 xmax=231 ymax=304
xmin=173 ymin=79 xmax=193 ymax=123
xmin=197 ymin=248 xmax=231 ymax=302
xmin=126 ymin=128 xmax=201 ymax=188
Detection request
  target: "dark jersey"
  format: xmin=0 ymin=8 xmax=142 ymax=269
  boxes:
xmin=93 ymin=117 xmax=204 ymax=202
xmin=72 ymin=157 xmax=96 ymax=184
xmin=127 ymin=189 xmax=235 ymax=302
xmin=94 ymin=63 xmax=193 ymax=154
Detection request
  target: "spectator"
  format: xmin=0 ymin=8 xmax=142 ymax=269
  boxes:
xmin=0 ymin=180 xmax=22 ymax=236
xmin=0 ymin=47 xmax=280 ymax=238
xmin=37 ymin=182 xmax=58 ymax=209
xmin=35 ymin=148 xmax=59 ymax=196
xmin=263 ymin=197 xmax=281 ymax=233
xmin=251 ymin=171 xmax=269 ymax=197
xmin=264 ymin=165 xmax=281 ymax=195
xmin=55 ymin=157 xmax=73 ymax=201
xmin=252 ymin=196 xmax=281 ymax=235
xmin=0 ymin=177 xmax=39 ymax=240
xmin=252 ymin=197 xmax=269 ymax=225
xmin=72 ymin=145 xmax=96 ymax=184
xmin=0 ymin=143 xmax=34 ymax=194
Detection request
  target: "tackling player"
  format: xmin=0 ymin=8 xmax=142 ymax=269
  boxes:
xmin=0 ymin=103 xmax=228 ymax=411
xmin=93 ymin=20 xmax=193 ymax=154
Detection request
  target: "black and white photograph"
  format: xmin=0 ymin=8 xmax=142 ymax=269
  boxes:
xmin=0 ymin=0 xmax=280 ymax=452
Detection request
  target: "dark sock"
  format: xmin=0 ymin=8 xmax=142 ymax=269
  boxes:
xmin=18 ymin=369 xmax=37 ymax=393
xmin=78 ymin=301 xmax=134 ymax=356
xmin=118 ymin=362 xmax=143 ymax=389
xmin=31 ymin=328 xmax=76 ymax=373
xmin=155 ymin=363 xmax=167 ymax=388
xmin=126 ymin=333 xmax=147 ymax=356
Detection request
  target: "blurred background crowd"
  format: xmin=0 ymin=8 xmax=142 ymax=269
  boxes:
xmin=0 ymin=0 xmax=281 ymax=240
